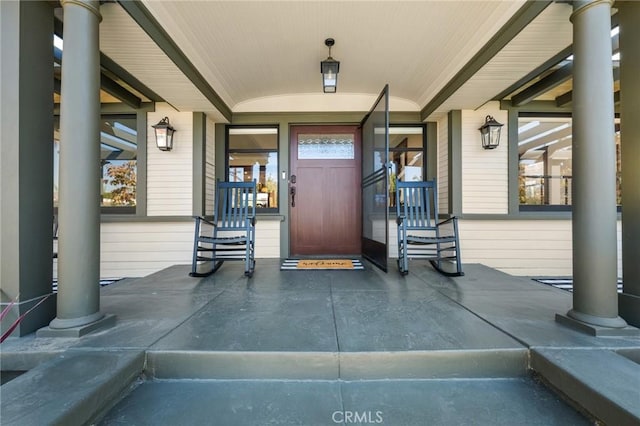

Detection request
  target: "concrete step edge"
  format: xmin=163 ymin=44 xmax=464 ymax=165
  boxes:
xmin=531 ymin=347 xmax=640 ymax=426
xmin=146 ymin=348 xmax=529 ymax=380
xmin=0 ymin=350 xmax=145 ymax=426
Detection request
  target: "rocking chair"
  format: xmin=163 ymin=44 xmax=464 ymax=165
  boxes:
xmin=396 ymin=180 xmax=463 ymax=276
xmin=190 ymin=179 xmax=257 ymax=277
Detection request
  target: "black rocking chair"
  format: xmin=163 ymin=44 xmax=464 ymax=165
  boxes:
xmin=190 ymin=180 xmax=257 ymax=277
xmin=396 ymin=179 xmax=464 ymax=277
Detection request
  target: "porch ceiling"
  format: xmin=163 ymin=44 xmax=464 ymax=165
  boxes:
xmin=98 ymin=1 xmax=575 ymax=120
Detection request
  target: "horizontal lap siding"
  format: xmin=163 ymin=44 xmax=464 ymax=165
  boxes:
xmin=55 ymin=218 xmax=621 ymax=278
xmin=255 ymin=220 xmax=281 ymax=258
xmin=437 ymin=116 xmax=449 ymax=214
xmin=51 ymin=228 xmax=189 ymax=279
xmin=205 ymin=116 xmax=216 ymax=216
xmin=389 ymin=221 xmax=399 ymax=257
xmin=100 ymin=222 xmax=193 ymax=278
xmin=82 ymin=219 xmax=283 ymax=278
xmin=387 ymin=219 xmax=622 ymax=277
xmin=458 ymin=220 xmax=622 ymax=277
xmin=54 ymin=219 xmax=284 ymax=280
xmin=147 ymin=107 xmax=193 ymax=216
xmin=461 ymin=107 xmax=508 ymax=214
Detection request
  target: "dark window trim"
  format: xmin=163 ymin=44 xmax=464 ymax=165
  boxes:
xmin=54 ymin=106 xmax=149 ymax=217
xmin=515 ymin=110 xmax=621 ymax=214
xmin=387 ymin=123 xmax=428 ymax=213
xmin=101 ymin=206 xmax=136 ymax=215
xmin=100 ymin=113 xmax=143 ymax=215
xmin=519 ymin=205 xmax=572 ymax=212
xmin=518 ymin=111 xmax=572 ymax=119
xmin=516 ymin=111 xmax=573 ymax=212
xmin=519 ymin=205 xmax=621 ymax=213
xmin=226 ymin=124 xmax=280 ymax=214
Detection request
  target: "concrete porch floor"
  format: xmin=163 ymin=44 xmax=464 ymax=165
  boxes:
xmin=1 ymin=261 xmax=639 ymax=425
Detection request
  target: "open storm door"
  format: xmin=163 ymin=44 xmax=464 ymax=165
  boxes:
xmin=361 ymin=85 xmax=390 ymax=271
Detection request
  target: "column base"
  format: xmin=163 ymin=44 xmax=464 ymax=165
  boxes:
xmin=619 ymin=292 xmax=640 ymax=328
xmin=37 ymin=313 xmax=116 ymax=338
xmin=556 ymin=312 xmax=638 ymax=337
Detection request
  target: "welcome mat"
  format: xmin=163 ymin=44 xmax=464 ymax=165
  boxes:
xmin=534 ymin=278 xmax=622 ymax=293
xmin=281 ymin=258 xmax=364 ymax=271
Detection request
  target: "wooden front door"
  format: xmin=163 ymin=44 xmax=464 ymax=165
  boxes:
xmin=290 ymin=125 xmax=361 ymax=256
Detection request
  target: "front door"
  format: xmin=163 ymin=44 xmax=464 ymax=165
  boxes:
xmin=290 ymin=125 xmax=361 ymax=256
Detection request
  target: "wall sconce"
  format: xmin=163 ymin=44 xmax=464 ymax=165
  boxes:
xmin=320 ymin=38 xmax=340 ymax=93
xmin=479 ymin=115 xmax=503 ymax=150
xmin=152 ymin=117 xmax=176 ymax=151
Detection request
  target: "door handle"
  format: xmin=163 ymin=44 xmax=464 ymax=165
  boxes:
xmin=290 ymin=186 xmax=296 ymax=207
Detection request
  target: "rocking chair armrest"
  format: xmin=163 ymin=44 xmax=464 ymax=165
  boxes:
xmin=193 ymin=215 xmax=216 ymax=227
xmin=396 ymin=215 xmax=405 ymax=225
xmin=436 ymin=216 xmax=458 ymax=227
xmin=249 ymin=216 xmax=256 ymax=226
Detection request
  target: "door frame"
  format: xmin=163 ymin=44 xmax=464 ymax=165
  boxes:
xmin=289 ymin=124 xmax=362 ymax=256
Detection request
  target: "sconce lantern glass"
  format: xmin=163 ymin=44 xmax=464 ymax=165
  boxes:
xmin=321 ymin=38 xmax=340 ymax=93
xmin=479 ymin=115 xmax=503 ymax=150
xmin=152 ymin=117 xmax=176 ymax=151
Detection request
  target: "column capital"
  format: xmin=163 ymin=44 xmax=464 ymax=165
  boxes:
xmin=61 ymin=0 xmax=102 ymax=22
xmin=570 ymin=0 xmax=614 ymax=23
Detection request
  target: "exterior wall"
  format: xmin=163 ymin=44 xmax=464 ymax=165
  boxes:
xmin=205 ymin=115 xmax=216 ymax=216
xmin=98 ymin=220 xmax=281 ymax=278
xmin=459 ymin=219 xmax=623 ymax=277
xmin=458 ymin=219 xmax=572 ymax=276
xmin=54 ymin=219 xmax=282 ymax=279
xmin=100 ymin=221 xmax=193 ymax=277
xmin=89 ymin=215 xmax=622 ymax=279
xmin=461 ymin=104 xmax=508 ymax=214
xmin=437 ymin=115 xmax=449 ymax=214
xmin=147 ymin=104 xmax=193 ymax=216
xmin=73 ymin=108 xmax=282 ymax=279
xmin=388 ymin=219 xmax=622 ymax=277
xmin=254 ymin=219 xmax=281 ymax=259
xmin=407 ymin=102 xmax=623 ymax=278
xmin=80 ymin=103 xmax=621 ymax=279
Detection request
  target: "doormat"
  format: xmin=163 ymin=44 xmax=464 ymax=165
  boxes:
xmin=52 ymin=278 xmax=121 ymax=293
xmin=533 ymin=278 xmax=622 ymax=293
xmin=281 ymin=259 xmax=364 ymax=270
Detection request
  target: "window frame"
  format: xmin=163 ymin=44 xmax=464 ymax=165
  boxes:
xmin=516 ymin=111 xmax=621 ymax=213
xmin=225 ymin=124 xmax=280 ymax=214
xmin=387 ymin=124 xmax=427 ymax=211
xmin=98 ymin=113 xmax=139 ymax=214
xmin=53 ymin=106 xmax=149 ymax=216
xmin=517 ymin=112 xmax=573 ymax=212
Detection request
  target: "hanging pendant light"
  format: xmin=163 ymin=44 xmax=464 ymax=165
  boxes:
xmin=320 ymin=38 xmax=340 ymax=93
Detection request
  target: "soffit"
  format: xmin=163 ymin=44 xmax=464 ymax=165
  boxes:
xmin=138 ymin=0 xmax=526 ymax=113
xmin=426 ymin=2 xmax=574 ymax=121
xmin=99 ymin=3 xmax=228 ymax=122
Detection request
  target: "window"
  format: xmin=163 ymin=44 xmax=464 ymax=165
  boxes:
xmin=227 ymin=126 xmax=279 ymax=212
xmin=388 ymin=125 xmax=426 ymax=208
xmin=54 ymin=114 xmax=138 ymax=213
xmin=518 ymin=114 xmax=621 ymax=210
xmin=297 ymin=134 xmax=354 ymax=159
